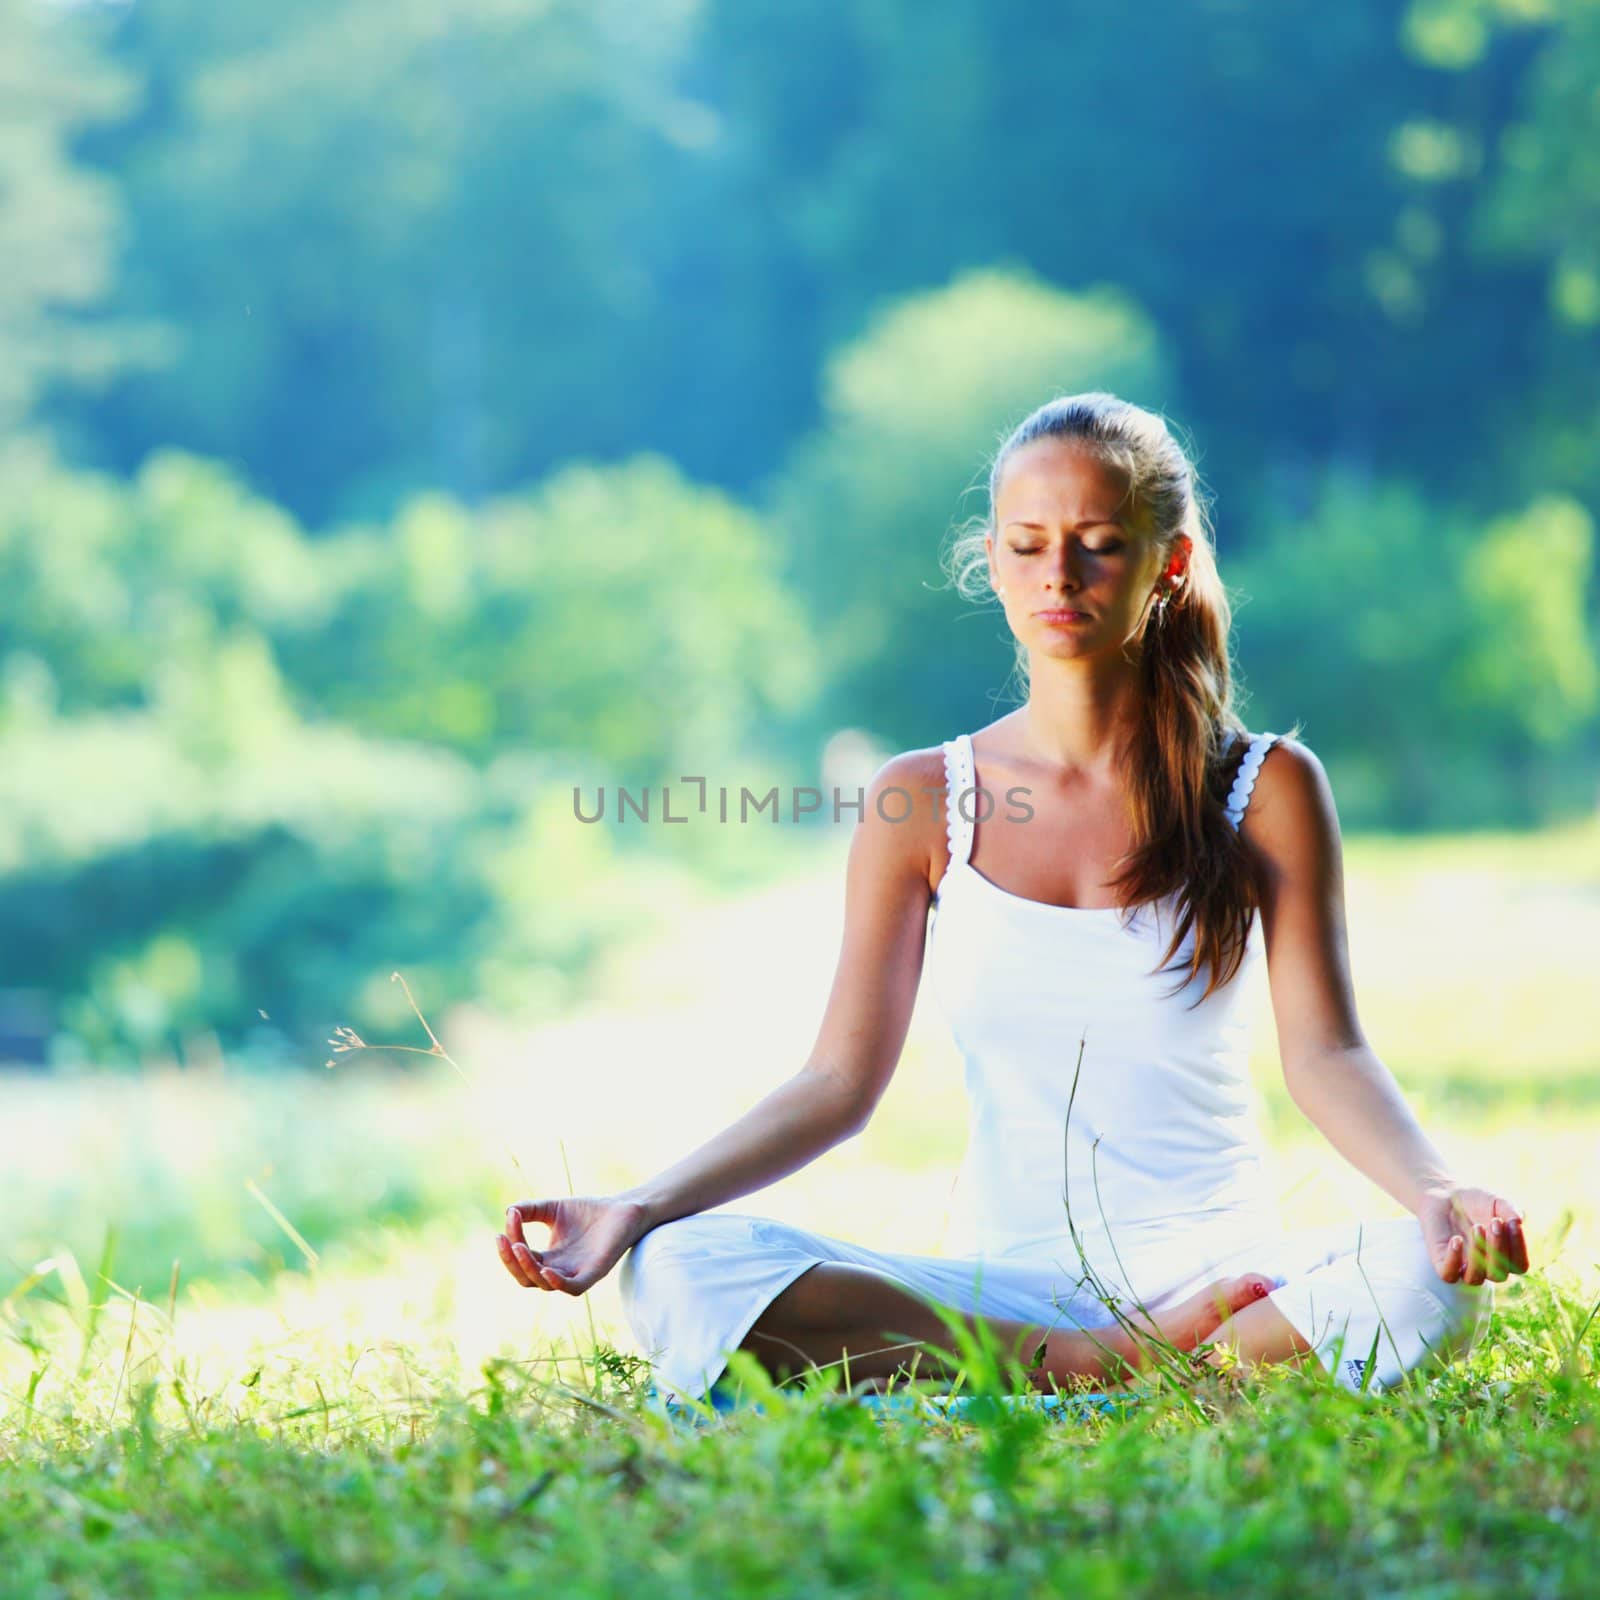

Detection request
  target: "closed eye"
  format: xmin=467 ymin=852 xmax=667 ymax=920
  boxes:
xmin=1008 ymin=542 xmax=1124 ymax=555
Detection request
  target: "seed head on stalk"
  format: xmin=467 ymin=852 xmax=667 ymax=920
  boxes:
xmin=1055 ymin=1028 xmax=1219 ymax=1408
xmin=326 ymin=970 xmax=531 ymax=1184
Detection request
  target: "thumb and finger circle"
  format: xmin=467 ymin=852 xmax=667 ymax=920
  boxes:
xmin=494 ymin=1231 xmax=535 ymax=1287
xmin=505 ymin=1201 xmax=559 ymax=1249
xmin=511 ymin=1239 xmax=567 ymax=1291
xmin=495 ymin=1230 xmax=563 ymax=1291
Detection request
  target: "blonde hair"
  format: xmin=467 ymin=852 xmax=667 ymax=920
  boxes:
xmin=944 ymin=391 xmax=1301 ymax=1003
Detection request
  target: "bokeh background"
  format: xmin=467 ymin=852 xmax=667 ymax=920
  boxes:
xmin=2 ymin=0 xmax=1597 ymax=1381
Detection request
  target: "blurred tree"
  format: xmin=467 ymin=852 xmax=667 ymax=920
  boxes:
xmin=0 ymin=0 xmax=146 ymax=433
xmin=769 ymin=267 xmax=1171 ymax=751
xmin=1466 ymin=0 xmax=1600 ymax=508
xmin=0 ymin=440 xmax=825 ymax=1065
xmin=290 ymin=454 xmax=819 ymax=779
xmin=1229 ymin=471 xmax=1597 ymax=827
xmin=0 ymin=440 xmax=819 ymax=779
xmin=35 ymin=0 xmax=1570 ymax=541
xmin=0 ymin=441 xmax=332 ymax=722
xmin=692 ymin=0 xmax=1560 ymax=534
xmin=1450 ymin=495 xmax=1598 ymax=749
xmin=63 ymin=0 xmax=717 ymax=522
xmin=4 ymin=0 xmax=1597 ymax=1071
xmin=0 ymin=697 xmax=677 ymax=1068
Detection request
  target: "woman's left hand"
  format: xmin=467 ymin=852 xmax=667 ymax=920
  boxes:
xmin=1418 ymin=1185 xmax=1530 ymax=1285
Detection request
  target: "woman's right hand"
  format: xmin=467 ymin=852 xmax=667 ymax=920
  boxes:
xmin=496 ymin=1195 xmax=651 ymax=1295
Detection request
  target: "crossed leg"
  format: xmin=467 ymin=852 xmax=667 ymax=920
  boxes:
xmin=1190 ymin=1298 xmax=1318 ymax=1382
xmin=735 ymin=1261 xmax=1300 ymax=1392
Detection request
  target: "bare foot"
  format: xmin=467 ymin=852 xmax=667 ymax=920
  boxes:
xmin=1142 ymin=1272 xmax=1277 ymax=1352
xmin=1042 ymin=1273 xmax=1275 ymax=1386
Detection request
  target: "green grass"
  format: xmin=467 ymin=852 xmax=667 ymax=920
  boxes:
xmin=4 ymin=818 xmax=1598 ymax=1595
xmin=3 ymin=1250 xmax=1598 ymax=1598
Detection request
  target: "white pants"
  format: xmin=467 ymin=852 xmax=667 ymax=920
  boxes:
xmin=619 ymin=1210 xmax=1489 ymax=1403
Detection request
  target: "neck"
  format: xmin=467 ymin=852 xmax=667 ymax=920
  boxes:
xmin=1015 ymin=650 xmax=1147 ymax=776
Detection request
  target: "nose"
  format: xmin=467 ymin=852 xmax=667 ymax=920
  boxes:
xmin=1043 ymin=543 xmax=1083 ymax=593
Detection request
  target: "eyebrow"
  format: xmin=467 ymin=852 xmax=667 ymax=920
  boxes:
xmin=1003 ymin=519 xmax=1123 ymax=531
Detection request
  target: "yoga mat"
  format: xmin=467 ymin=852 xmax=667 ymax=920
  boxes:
xmin=642 ymin=1379 xmax=1138 ymax=1426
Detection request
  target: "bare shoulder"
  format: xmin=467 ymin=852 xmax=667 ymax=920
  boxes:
xmin=855 ymin=745 xmax=952 ymax=896
xmin=801 ymin=745 xmax=952 ymax=1123
xmin=1237 ymin=735 xmax=1342 ymax=885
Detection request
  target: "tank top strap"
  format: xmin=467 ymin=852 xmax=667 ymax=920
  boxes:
xmin=1225 ymin=731 xmax=1281 ymax=831
xmin=941 ymin=734 xmax=977 ymax=868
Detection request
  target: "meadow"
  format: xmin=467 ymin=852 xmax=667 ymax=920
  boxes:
xmin=3 ymin=818 xmax=1598 ymax=1597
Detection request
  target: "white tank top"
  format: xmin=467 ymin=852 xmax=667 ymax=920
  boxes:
xmin=924 ymin=727 xmax=1282 ymax=1276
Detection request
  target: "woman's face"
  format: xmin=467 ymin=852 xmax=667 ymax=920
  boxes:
xmin=986 ymin=438 xmax=1187 ymax=659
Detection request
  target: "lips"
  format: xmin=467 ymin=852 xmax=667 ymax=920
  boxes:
xmin=1036 ymin=609 xmax=1090 ymax=623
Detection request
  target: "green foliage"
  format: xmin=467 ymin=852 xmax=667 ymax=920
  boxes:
xmin=0 ymin=442 xmax=820 ymax=1064
xmin=292 ymin=454 xmax=819 ymax=776
xmin=0 ymin=701 xmax=624 ymax=1066
xmin=1468 ymin=0 xmax=1600 ymax=506
xmin=0 ymin=441 xmax=815 ymax=779
xmin=0 ymin=0 xmax=144 ymax=432
xmin=1230 ymin=471 xmax=1599 ymax=827
xmin=66 ymin=0 xmax=712 ymax=520
xmin=15 ymin=0 xmax=1583 ymax=534
xmin=2 ymin=0 xmax=1599 ymax=1065
xmin=2 ymin=1245 xmax=1598 ymax=1596
xmin=0 ymin=441 xmax=332 ymax=722
xmin=1451 ymin=495 xmax=1598 ymax=745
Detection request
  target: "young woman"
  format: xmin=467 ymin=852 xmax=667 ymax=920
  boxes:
xmin=496 ymin=392 xmax=1530 ymax=1402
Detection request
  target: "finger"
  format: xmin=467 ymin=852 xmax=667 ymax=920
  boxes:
xmin=1505 ymin=1216 xmax=1531 ymax=1274
xmin=511 ymin=1240 xmax=551 ymax=1290
xmin=1465 ymin=1224 xmax=1489 ymax=1287
xmin=496 ymin=1232 xmax=533 ymax=1288
xmin=1486 ymin=1219 xmax=1510 ymax=1283
xmin=547 ymin=1259 xmax=584 ymax=1291
xmin=1492 ymin=1202 xmax=1531 ymax=1274
xmin=1437 ymin=1233 xmax=1464 ymax=1284
xmin=1432 ymin=1233 xmax=1458 ymax=1283
xmin=512 ymin=1240 xmax=556 ymax=1292
xmin=534 ymin=1255 xmax=571 ymax=1291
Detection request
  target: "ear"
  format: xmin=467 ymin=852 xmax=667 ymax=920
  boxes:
xmin=1165 ymin=533 xmax=1193 ymax=582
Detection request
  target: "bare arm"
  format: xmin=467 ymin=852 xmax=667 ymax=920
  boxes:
xmin=615 ymin=750 xmax=941 ymax=1235
xmin=498 ymin=749 xmax=949 ymax=1294
xmin=1244 ymin=739 xmax=1528 ymax=1286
